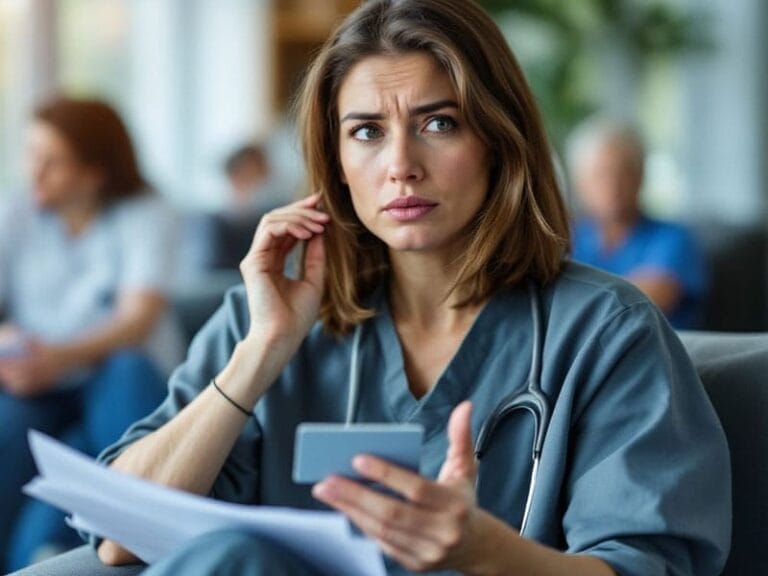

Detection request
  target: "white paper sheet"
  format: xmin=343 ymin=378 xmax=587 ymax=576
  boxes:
xmin=23 ymin=430 xmax=387 ymax=576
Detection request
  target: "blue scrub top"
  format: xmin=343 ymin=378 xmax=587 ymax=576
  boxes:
xmin=572 ymin=216 xmax=706 ymax=329
xmin=100 ymin=262 xmax=730 ymax=576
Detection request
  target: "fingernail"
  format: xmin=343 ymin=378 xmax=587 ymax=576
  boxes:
xmin=313 ymin=481 xmax=335 ymax=499
xmin=353 ymin=455 xmax=374 ymax=473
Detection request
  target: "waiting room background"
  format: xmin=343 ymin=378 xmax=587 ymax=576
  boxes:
xmin=0 ymin=0 xmax=766 ymax=330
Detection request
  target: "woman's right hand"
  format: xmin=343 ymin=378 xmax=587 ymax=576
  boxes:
xmin=239 ymin=193 xmax=329 ymax=352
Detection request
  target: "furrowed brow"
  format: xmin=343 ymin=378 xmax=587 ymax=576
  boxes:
xmin=410 ymin=99 xmax=458 ymax=116
xmin=340 ymin=99 xmax=458 ymax=123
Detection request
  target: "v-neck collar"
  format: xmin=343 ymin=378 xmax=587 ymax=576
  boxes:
xmin=372 ymin=288 xmax=520 ymax=439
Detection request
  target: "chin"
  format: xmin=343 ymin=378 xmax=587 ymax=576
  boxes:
xmin=32 ymin=194 xmax=51 ymax=209
xmin=382 ymin=231 xmax=450 ymax=253
xmin=31 ymin=192 xmax=60 ymax=212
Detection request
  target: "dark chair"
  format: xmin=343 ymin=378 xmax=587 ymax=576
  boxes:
xmin=12 ymin=331 xmax=768 ymax=575
xmin=677 ymin=331 xmax=768 ymax=575
xmin=171 ymin=270 xmax=241 ymax=344
xmin=692 ymin=222 xmax=768 ymax=331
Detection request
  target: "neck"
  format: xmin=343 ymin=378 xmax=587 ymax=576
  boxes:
xmin=58 ymin=200 xmax=101 ymax=236
xmin=388 ymin=249 xmax=480 ymax=331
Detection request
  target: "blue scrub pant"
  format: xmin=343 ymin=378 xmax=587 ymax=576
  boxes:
xmin=0 ymin=351 xmax=167 ymax=572
xmin=142 ymin=530 xmax=322 ymax=576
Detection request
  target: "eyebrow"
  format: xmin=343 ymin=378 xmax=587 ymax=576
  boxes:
xmin=340 ymin=99 xmax=458 ymax=123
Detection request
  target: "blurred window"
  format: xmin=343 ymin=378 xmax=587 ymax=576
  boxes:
xmin=0 ymin=0 xmax=270 ymax=208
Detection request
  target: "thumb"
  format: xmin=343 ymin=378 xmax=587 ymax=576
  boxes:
xmin=438 ymin=400 xmax=476 ymax=484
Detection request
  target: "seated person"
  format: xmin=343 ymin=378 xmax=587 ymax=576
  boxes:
xmin=180 ymin=143 xmax=285 ymax=275
xmin=88 ymin=2 xmax=729 ymax=575
xmin=0 ymin=97 xmax=184 ymax=571
xmin=225 ymin=143 xmax=271 ymax=211
xmin=567 ymin=116 xmax=706 ymax=329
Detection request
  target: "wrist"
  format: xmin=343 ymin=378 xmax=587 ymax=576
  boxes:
xmin=48 ymin=340 xmax=100 ymax=373
xmin=218 ymin=337 xmax=292 ymax=407
xmin=239 ymin=329 xmax=305 ymax=374
xmin=462 ymin=510 xmax=520 ymax=576
xmin=49 ymin=344 xmax=79 ymax=372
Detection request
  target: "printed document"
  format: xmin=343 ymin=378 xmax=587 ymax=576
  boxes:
xmin=23 ymin=431 xmax=386 ymax=576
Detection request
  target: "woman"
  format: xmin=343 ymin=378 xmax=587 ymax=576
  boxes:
xmin=94 ymin=1 xmax=729 ymax=575
xmin=0 ymin=97 xmax=183 ymax=571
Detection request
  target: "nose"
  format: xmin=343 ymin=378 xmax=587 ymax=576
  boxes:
xmin=386 ymin=132 xmax=424 ymax=184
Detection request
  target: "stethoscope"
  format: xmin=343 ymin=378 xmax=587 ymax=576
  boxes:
xmin=344 ymin=281 xmax=551 ymax=536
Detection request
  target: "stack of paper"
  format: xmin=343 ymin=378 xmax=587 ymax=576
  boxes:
xmin=24 ymin=431 xmax=386 ymax=576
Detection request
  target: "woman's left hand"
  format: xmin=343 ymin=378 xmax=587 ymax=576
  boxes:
xmin=313 ymin=401 xmax=492 ymax=573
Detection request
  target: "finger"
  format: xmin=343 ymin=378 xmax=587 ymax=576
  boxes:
xmin=260 ymin=213 xmax=327 ymax=236
xmin=438 ymin=401 xmax=476 ymax=484
xmin=313 ymin=476 xmax=438 ymax=540
xmin=249 ymin=218 xmax=319 ymax=259
xmin=2 ymin=373 xmax=26 ymax=393
xmin=328 ymin=496 xmax=444 ymax=567
xmin=302 ymin=234 xmax=326 ymax=289
xmin=264 ymin=218 xmax=326 ymax=244
xmin=283 ymin=202 xmax=329 ymax=219
xmin=297 ymin=192 xmax=322 ymax=207
xmin=281 ymin=194 xmax=331 ymax=218
xmin=242 ymin=233 xmax=298 ymax=276
xmin=350 ymin=455 xmax=455 ymax=508
xmin=313 ymin=478 xmax=456 ymax=570
xmin=269 ymin=207 xmax=330 ymax=227
xmin=0 ymin=359 xmax=23 ymax=374
xmin=285 ymin=223 xmax=314 ymax=241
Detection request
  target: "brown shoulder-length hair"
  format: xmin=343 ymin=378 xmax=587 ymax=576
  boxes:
xmin=296 ymin=0 xmax=570 ymax=335
xmin=33 ymin=96 xmax=147 ymax=202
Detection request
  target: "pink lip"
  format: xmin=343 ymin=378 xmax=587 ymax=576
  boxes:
xmin=384 ymin=196 xmax=437 ymax=209
xmin=383 ymin=196 xmax=438 ymax=222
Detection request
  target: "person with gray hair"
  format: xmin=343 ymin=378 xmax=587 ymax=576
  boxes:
xmin=567 ymin=115 xmax=706 ymax=328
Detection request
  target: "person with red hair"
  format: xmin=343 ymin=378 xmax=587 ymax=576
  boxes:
xmin=0 ymin=97 xmax=183 ymax=571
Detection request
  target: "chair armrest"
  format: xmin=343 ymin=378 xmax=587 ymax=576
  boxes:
xmin=8 ymin=545 xmax=145 ymax=576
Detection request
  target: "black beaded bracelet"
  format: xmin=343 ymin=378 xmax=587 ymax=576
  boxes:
xmin=211 ymin=378 xmax=252 ymax=418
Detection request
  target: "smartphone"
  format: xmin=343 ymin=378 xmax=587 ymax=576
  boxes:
xmin=292 ymin=423 xmax=424 ymax=484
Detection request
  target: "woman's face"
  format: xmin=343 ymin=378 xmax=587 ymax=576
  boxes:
xmin=25 ymin=121 xmax=100 ymax=211
xmin=337 ymin=52 xmax=489 ymax=257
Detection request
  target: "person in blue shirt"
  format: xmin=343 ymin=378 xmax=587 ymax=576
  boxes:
xmin=567 ymin=115 xmax=706 ymax=329
xmin=30 ymin=1 xmax=728 ymax=575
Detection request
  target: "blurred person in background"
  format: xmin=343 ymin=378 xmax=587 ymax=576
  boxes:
xmin=0 ymin=96 xmax=184 ymax=571
xmin=224 ymin=143 xmax=271 ymax=211
xmin=567 ymin=116 xmax=706 ymax=329
xmin=180 ymin=142 xmax=284 ymax=276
